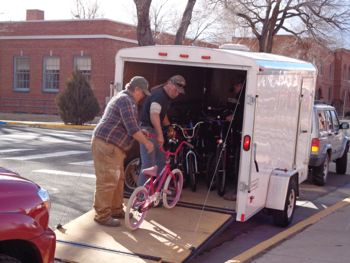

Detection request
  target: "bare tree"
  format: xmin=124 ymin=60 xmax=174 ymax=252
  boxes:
xmin=175 ymin=0 xmax=197 ymax=44
xmin=209 ymin=0 xmax=350 ymax=52
xmin=71 ymin=0 xmax=103 ymax=19
xmin=133 ymin=0 xmax=201 ymax=46
xmin=134 ymin=0 xmax=155 ymax=46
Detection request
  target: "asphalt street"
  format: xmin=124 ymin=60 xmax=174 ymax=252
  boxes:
xmin=0 ymin=125 xmax=95 ymax=229
xmin=1 ymin=124 xmax=350 ymax=262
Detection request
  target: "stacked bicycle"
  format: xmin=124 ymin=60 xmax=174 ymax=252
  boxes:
xmin=125 ymin=140 xmax=193 ymax=230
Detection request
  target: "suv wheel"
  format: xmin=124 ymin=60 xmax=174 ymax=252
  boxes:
xmin=313 ymin=154 xmax=330 ymax=186
xmin=336 ymin=146 xmax=348 ymax=174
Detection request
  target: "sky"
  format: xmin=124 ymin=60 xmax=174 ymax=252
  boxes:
xmin=0 ymin=0 xmax=188 ymax=25
xmin=0 ymin=0 xmax=349 ymax=48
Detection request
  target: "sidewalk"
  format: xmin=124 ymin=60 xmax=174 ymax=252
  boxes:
xmin=226 ymin=183 xmax=350 ymax=263
xmin=250 ymin=202 xmax=350 ymax=263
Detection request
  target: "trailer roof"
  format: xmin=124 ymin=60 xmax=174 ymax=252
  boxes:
xmin=116 ymin=45 xmax=316 ymax=72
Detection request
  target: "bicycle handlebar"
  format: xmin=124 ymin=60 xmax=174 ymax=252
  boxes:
xmin=171 ymin=121 xmax=204 ymax=139
xmin=160 ymin=140 xmax=193 ymax=157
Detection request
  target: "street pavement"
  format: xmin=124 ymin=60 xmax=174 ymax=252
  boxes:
xmin=1 ymin=112 xmax=350 ymax=263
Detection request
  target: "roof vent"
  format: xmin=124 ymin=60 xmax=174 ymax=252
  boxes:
xmin=219 ymin=43 xmax=250 ymax=51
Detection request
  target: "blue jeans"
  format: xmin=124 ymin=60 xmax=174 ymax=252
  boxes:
xmin=137 ymin=127 xmax=165 ymax=186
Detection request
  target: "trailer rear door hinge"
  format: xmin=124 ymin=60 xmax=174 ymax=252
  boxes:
xmin=239 ymin=182 xmax=249 ymax=191
xmin=246 ymin=95 xmax=256 ymax=105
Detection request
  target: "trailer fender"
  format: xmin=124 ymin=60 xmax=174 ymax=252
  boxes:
xmin=265 ymin=169 xmax=298 ymax=210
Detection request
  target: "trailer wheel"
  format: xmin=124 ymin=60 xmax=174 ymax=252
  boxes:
xmin=336 ymin=146 xmax=348 ymax=174
xmin=313 ymin=154 xmax=330 ymax=186
xmin=0 ymin=254 xmax=21 ymax=263
xmin=273 ymin=179 xmax=297 ymax=227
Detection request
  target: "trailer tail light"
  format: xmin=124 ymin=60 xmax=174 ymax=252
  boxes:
xmin=243 ymin=135 xmax=251 ymax=151
xmin=158 ymin=52 xmax=168 ymax=57
xmin=240 ymin=213 xmax=245 ymax=221
xmin=201 ymin=55 xmax=211 ymax=60
xmin=311 ymin=138 xmax=320 ymax=153
xmin=180 ymin=53 xmax=189 ymax=58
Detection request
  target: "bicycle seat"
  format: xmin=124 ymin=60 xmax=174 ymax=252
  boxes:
xmin=142 ymin=166 xmax=158 ymax=177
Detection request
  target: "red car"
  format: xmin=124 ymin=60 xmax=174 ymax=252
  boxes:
xmin=0 ymin=167 xmax=56 ymax=263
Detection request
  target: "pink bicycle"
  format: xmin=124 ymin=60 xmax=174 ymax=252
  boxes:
xmin=125 ymin=140 xmax=193 ymax=230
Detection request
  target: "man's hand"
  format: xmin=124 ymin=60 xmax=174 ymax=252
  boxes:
xmin=157 ymin=133 xmax=164 ymax=146
xmin=141 ymin=129 xmax=150 ymax=137
xmin=145 ymin=140 xmax=154 ymax=153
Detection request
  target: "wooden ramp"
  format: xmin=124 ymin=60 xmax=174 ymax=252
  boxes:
xmin=55 ymin=205 xmax=232 ymax=263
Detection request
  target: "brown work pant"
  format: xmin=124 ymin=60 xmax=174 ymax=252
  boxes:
xmin=91 ymin=137 xmax=126 ymax=223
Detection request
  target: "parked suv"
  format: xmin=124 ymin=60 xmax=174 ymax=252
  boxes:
xmin=0 ymin=167 xmax=56 ymax=263
xmin=309 ymin=103 xmax=349 ymax=186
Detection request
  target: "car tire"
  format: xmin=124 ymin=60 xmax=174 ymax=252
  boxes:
xmin=313 ymin=153 xmax=330 ymax=186
xmin=272 ymin=179 xmax=297 ymax=227
xmin=0 ymin=254 xmax=21 ymax=263
xmin=336 ymin=146 xmax=348 ymax=174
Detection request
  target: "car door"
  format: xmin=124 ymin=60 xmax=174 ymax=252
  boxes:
xmin=329 ymin=110 xmax=342 ymax=159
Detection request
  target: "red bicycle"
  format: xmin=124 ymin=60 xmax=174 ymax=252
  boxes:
xmin=125 ymin=140 xmax=193 ymax=230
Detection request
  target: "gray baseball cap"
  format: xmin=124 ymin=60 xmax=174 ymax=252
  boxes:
xmin=127 ymin=76 xmax=150 ymax=96
xmin=169 ymin=75 xmax=186 ymax=94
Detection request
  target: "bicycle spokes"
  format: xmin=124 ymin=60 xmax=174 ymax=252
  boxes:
xmin=163 ymin=169 xmax=183 ymax=209
xmin=125 ymin=186 xmax=149 ymax=230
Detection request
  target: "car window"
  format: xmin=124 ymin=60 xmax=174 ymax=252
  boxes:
xmin=324 ymin=110 xmax=333 ymax=131
xmin=317 ymin=110 xmax=328 ymax=132
xmin=330 ymin=110 xmax=340 ymax=131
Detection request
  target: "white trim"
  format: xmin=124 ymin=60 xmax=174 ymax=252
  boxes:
xmin=0 ymin=34 xmax=138 ymax=44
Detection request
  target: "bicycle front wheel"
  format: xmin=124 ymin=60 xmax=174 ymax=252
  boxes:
xmin=163 ymin=168 xmax=183 ymax=209
xmin=125 ymin=186 xmax=149 ymax=230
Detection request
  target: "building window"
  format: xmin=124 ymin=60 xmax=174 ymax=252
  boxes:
xmin=74 ymin=56 xmax=91 ymax=81
xmin=14 ymin=56 xmax=30 ymax=91
xmin=43 ymin=57 xmax=60 ymax=92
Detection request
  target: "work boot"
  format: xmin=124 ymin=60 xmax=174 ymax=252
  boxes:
xmin=112 ymin=211 xmax=133 ymax=219
xmin=94 ymin=217 xmax=120 ymax=227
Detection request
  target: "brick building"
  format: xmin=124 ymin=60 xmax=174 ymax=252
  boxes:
xmin=1 ymin=10 xmax=350 ymax=116
xmin=0 ymin=10 xmax=214 ymax=115
xmin=233 ymin=36 xmax=350 ymax=115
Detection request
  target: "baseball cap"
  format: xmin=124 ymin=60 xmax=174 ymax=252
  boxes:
xmin=127 ymin=76 xmax=150 ymax=96
xmin=169 ymin=75 xmax=186 ymax=94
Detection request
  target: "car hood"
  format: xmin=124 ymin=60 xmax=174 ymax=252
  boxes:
xmin=0 ymin=167 xmax=20 ymax=178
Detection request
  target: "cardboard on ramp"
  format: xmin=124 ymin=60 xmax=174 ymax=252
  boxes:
xmin=55 ymin=205 xmax=232 ymax=262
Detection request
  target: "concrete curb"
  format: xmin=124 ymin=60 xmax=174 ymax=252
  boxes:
xmin=228 ymin=196 xmax=350 ymax=263
xmin=0 ymin=120 xmax=96 ymax=130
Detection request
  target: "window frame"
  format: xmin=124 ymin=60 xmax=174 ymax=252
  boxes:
xmin=74 ymin=56 xmax=91 ymax=81
xmin=42 ymin=56 xmax=60 ymax=93
xmin=13 ymin=56 xmax=30 ymax=92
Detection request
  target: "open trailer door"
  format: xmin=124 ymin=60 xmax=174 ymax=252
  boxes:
xmin=55 ymin=192 xmax=235 ymax=263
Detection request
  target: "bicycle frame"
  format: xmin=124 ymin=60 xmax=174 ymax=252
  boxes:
xmin=142 ymin=140 xmax=193 ymax=208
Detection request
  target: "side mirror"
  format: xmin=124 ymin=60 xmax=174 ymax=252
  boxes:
xmin=340 ymin=122 xmax=350 ymax=129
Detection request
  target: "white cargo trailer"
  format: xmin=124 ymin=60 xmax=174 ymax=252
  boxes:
xmin=55 ymin=45 xmax=317 ymax=263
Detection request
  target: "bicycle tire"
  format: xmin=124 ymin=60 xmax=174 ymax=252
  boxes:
xmin=206 ymin=153 xmax=216 ymax=190
xmin=163 ymin=168 xmax=183 ymax=209
xmin=216 ymin=148 xmax=226 ymax=196
xmin=188 ymin=154 xmax=197 ymax=192
xmin=125 ymin=186 xmax=149 ymax=230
